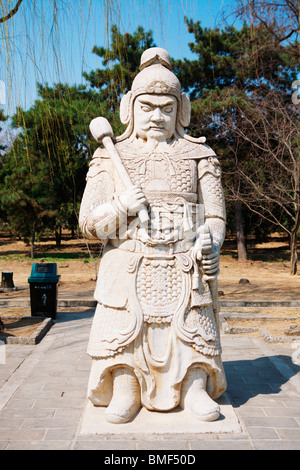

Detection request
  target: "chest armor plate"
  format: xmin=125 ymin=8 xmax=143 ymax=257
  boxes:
xmin=121 ymin=152 xmax=198 ymax=194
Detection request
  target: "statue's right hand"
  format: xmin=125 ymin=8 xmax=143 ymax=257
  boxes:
xmin=119 ymin=186 xmax=148 ymax=213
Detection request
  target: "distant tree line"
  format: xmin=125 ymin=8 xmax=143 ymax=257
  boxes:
xmin=0 ymin=0 xmax=299 ymax=274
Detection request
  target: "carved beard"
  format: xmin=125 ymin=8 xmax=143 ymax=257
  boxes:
xmin=139 ymin=136 xmax=178 ymax=154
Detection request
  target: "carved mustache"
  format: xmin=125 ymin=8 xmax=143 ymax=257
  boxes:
xmin=148 ymin=125 xmax=166 ymax=130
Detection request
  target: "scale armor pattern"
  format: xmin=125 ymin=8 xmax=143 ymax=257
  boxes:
xmin=198 ymin=157 xmax=225 ymax=222
xmin=184 ymin=306 xmax=221 ymax=356
xmin=136 ymin=257 xmax=183 ymax=323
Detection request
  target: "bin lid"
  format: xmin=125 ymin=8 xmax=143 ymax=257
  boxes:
xmin=28 ymin=263 xmax=60 ymax=283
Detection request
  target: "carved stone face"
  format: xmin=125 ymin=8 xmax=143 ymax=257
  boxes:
xmin=133 ymin=94 xmax=178 ymax=143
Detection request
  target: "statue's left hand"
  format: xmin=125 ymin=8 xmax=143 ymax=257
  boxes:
xmin=201 ymin=244 xmax=220 ymax=276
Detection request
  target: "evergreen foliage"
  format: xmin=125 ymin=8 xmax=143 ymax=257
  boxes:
xmin=0 ymin=14 xmax=298 ymax=272
xmin=0 ymin=26 xmax=155 ymax=256
xmin=83 ymin=25 xmax=156 ymax=110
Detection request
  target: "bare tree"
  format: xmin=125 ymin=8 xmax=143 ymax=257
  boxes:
xmin=218 ymin=0 xmax=300 ymax=273
xmin=225 ymin=89 xmax=300 ymax=274
xmin=233 ymin=0 xmax=299 ymax=55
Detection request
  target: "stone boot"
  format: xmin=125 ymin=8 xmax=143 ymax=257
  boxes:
xmin=180 ymin=367 xmax=220 ymax=422
xmin=105 ymin=367 xmax=141 ymax=424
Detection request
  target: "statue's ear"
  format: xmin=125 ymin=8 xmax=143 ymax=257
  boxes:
xmin=178 ymin=92 xmax=191 ymax=127
xmin=120 ymin=91 xmax=133 ymax=125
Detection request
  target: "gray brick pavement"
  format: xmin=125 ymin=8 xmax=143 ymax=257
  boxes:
xmin=0 ymin=310 xmax=299 ymax=450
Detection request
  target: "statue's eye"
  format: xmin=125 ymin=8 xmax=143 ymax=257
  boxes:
xmin=141 ymin=105 xmax=151 ymax=112
xmin=164 ymin=107 xmax=173 ymax=113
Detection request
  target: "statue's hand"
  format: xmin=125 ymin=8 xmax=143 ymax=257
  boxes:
xmin=201 ymin=244 xmax=220 ymax=276
xmin=119 ymin=186 xmax=148 ymax=213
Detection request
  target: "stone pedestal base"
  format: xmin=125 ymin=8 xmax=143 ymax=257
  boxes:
xmin=80 ymin=393 xmax=242 ymax=435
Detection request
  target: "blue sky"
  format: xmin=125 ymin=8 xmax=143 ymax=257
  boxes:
xmin=1 ymin=0 xmax=240 ymax=115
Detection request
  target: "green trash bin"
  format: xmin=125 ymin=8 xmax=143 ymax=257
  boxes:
xmin=28 ymin=263 xmax=60 ymax=320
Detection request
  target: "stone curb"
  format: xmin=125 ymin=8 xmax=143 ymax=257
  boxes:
xmin=0 ymin=299 xmax=97 ymax=308
xmin=221 ymin=318 xmax=300 ymax=344
xmin=0 ymin=317 xmax=53 ymax=345
xmin=220 ymin=300 xmax=300 ymax=308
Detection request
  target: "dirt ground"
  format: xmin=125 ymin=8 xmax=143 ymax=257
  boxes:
xmin=0 ymin=317 xmax=44 ymax=338
xmin=0 ymin=233 xmax=299 ymax=340
xmin=0 ymin=233 xmax=299 ymax=301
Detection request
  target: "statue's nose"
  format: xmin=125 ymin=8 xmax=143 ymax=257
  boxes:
xmin=151 ymin=107 xmax=164 ymax=122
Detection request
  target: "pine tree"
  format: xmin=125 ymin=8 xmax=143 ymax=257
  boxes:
xmin=1 ymin=83 xmax=102 ymax=255
xmin=83 ymin=25 xmax=156 ymax=111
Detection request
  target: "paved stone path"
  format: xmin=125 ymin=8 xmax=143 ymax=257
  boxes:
xmin=0 ymin=310 xmax=300 ymax=450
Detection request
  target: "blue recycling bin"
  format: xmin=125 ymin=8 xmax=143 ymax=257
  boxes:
xmin=28 ymin=263 xmax=60 ymax=319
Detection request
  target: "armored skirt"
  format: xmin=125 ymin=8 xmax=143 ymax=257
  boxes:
xmin=86 ymin=243 xmax=227 ymax=411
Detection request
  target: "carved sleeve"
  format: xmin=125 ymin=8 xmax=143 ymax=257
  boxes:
xmin=198 ymin=157 xmax=226 ymax=249
xmin=79 ymin=153 xmax=126 ymax=239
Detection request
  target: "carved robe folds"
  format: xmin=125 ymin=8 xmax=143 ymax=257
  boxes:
xmin=79 ymin=137 xmax=227 ymax=411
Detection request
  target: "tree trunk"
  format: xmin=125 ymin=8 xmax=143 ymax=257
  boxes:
xmin=55 ymin=225 xmax=62 ymax=248
xmin=1 ymin=272 xmax=15 ymax=288
xmin=235 ymin=199 xmax=248 ymax=261
xmin=30 ymin=222 xmax=36 ymax=259
xmin=290 ymin=202 xmax=300 ymax=275
xmin=290 ymin=230 xmax=298 ymax=275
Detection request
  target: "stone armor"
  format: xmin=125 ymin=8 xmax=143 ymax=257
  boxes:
xmin=79 ymin=136 xmax=227 ymax=411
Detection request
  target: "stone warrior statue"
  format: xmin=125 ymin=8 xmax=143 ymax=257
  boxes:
xmin=79 ymin=47 xmax=227 ymax=424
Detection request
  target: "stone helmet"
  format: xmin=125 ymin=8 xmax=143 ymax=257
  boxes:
xmin=117 ymin=47 xmax=191 ymax=141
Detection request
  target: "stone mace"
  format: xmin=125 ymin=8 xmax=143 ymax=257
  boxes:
xmin=89 ymin=117 xmax=149 ymax=225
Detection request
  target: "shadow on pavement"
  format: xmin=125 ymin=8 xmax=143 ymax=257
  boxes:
xmin=224 ymin=355 xmax=300 ymax=406
xmin=54 ymin=309 xmax=95 ymax=322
